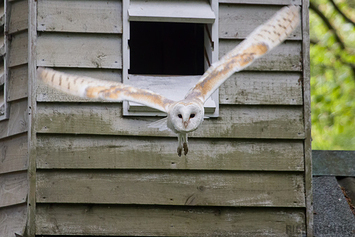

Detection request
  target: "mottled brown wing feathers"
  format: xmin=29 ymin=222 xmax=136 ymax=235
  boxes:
xmin=37 ymin=67 xmax=174 ymax=113
xmin=185 ymin=5 xmax=300 ymax=103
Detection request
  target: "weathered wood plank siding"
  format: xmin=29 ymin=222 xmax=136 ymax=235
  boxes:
xmin=0 ymin=171 xmax=28 ymax=208
xmin=33 ymin=0 xmax=311 ymax=236
xmin=219 ymin=4 xmax=302 ymax=39
xmin=37 ymin=33 xmax=122 ymax=68
xmin=1 ymin=0 xmax=29 ymax=154
xmin=219 ymin=0 xmax=302 ymax=4
xmin=0 ymin=133 xmax=28 ymax=174
xmin=0 ymin=1 xmax=29 ymax=237
xmin=0 ymin=204 xmax=27 ymax=237
xmin=7 ymin=64 xmax=28 ymax=102
xmin=8 ymin=30 xmax=28 ymax=67
xmin=37 ymin=0 xmax=122 ymax=33
xmin=36 ymin=134 xmax=304 ymax=171
xmin=0 ymin=99 xmax=28 ymax=139
xmin=37 ymin=170 xmax=305 ymax=207
xmin=35 ymin=103 xmax=305 ymax=139
xmin=8 ymin=0 xmax=28 ymax=34
xmin=219 ymin=72 xmax=303 ymax=105
xmin=36 ymin=204 xmax=306 ymax=236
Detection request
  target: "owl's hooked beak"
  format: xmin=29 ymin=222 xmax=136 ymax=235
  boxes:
xmin=183 ymin=121 xmax=189 ymax=128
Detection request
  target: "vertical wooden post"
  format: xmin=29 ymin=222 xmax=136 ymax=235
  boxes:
xmin=122 ymin=0 xmax=129 ymax=115
xmin=302 ymin=0 xmax=313 ymax=236
xmin=27 ymin=0 xmax=37 ymax=236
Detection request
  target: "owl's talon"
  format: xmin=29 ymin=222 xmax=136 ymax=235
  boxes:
xmin=183 ymin=142 xmax=188 ymax=156
xmin=177 ymin=147 xmax=182 ymax=157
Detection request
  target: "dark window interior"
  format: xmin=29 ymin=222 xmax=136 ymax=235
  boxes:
xmin=129 ymin=21 xmax=204 ymax=75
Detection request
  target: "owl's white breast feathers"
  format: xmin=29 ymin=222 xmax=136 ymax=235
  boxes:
xmin=185 ymin=5 xmax=300 ymax=103
xmin=37 ymin=67 xmax=174 ymax=113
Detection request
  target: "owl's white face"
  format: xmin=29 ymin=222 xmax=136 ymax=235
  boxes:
xmin=168 ymin=102 xmax=204 ymax=133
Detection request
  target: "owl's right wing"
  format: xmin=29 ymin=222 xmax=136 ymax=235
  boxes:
xmin=37 ymin=67 xmax=174 ymax=113
xmin=185 ymin=5 xmax=300 ymax=103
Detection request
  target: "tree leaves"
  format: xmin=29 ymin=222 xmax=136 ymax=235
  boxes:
xmin=310 ymin=0 xmax=355 ymax=149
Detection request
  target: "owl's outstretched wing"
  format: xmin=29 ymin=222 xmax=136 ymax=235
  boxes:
xmin=37 ymin=67 xmax=174 ymax=113
xmin=185 ymin=5 xmax=300 ymax=103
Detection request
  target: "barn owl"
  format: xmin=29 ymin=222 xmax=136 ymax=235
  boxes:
xmin=38 ymin=5 xmax=300 ymax=156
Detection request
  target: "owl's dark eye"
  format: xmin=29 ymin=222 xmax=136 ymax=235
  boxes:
xmin=178 ymin=114 xmax=182 ymax=118
xmin=190 ymin=114 xmax=195 ymax=118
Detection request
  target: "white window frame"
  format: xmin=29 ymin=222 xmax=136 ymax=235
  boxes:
xmin=122 ymin=0 xmax=219 ymax=117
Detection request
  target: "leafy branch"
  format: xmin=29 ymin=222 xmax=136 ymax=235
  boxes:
xmin=329 ymin=0 xmax=355 ymax=27
xmin=310 ymin=0 xmax=355 ymax=150
xmin=309 ymin=1 xmax=346 ymax=49
xmin=309 ymin=0 xmax=354 ymax=78
xmin=311 ymin=38 xmax=355 ymax=76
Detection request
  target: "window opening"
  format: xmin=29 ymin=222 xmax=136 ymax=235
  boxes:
xmin=129 ymin=21 xmax=204 ymax=75
xmin=122 ymin=0 xmax=219 ymax=117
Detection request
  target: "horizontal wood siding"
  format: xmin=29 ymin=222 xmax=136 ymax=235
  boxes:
xmin=33 ymin=0 xmax=309 ymax=236
xmin=36 ymin=204 xmax=305 ymax=236
xmin=219 ymin=72 xmax=303 ymax=105
xmin=35 ymin=103 xmax=305 ymax=139
xmin=36 ymin=170 xmax=305 ymax=207
xmin=0 ymin=3 xmax=29 ymax=233
xmin=36 ymin=134 xmax=304 ymax=171
xmin=0 ymin=204 xmax=27 ymax=237
xmin=0 ymin=99 xmax=28 ymax=139
xmin=0 ymin=133 xmax=28 ymax=174
xmin=219 ymin=0 xmax=301 ymax=4
xmin=0 ymin=171 xmax=27 ymax=208
xmin=219 ymin=4 xmax=302 ymax=39
xmin=8 ymin=30 xmax=28 ymax=67
xmin=7 ymin=64 xmax=28 ymax=102
xmin=37 ymin=33 xmax=122 ymax=68
xmin=38 ymin=0 xmax=122 ymax=33
xmin=8 ymin=0 xmax=28 ymax=34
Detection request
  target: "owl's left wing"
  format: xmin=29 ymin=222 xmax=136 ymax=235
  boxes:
xmin=185 ymin=5 xmax=300 ymax=103
xmin=37 ymin=67 xmax=174 ymax=113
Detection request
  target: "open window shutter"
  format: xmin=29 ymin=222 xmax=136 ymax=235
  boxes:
xmin=128 ymin=0 xmax=216 ymax=23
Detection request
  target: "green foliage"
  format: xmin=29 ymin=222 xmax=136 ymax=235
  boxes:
xmin=310 ymin=0 xmax=355 ymax=149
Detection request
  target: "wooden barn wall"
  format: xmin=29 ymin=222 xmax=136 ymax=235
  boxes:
xmin=0 ymin=0 xmax=29 ymax=237
xmin=34 ymin=0 xmax=310 ymax=236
